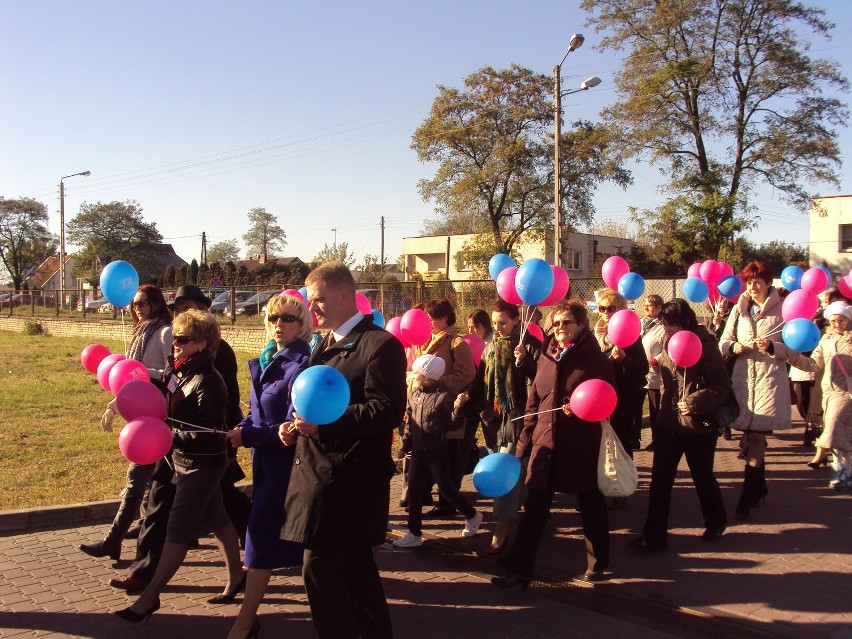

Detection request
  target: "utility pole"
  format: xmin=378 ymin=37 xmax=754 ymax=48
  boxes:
xmin=200 ymin=232 xmax=207 ymax=266
xmin=380 ymin=216 xmax=385 ymax=279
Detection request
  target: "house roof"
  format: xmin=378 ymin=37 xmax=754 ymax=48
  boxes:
xmin=26 ymin=254 xmax=70 ymax=289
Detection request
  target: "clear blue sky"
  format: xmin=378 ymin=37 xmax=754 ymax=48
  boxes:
xmin=2 ymin=1 xmax=851 ymax=270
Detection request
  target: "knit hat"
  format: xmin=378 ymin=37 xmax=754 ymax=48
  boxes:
xmin=823 ymin=301 xmax=852 ymax=320
xmin=411 ymin=354 xmax=446 ymax=381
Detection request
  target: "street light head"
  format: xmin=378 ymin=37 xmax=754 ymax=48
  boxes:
xmin=581 ymin=76 xmax=602 ymax=89
xmin=568 ymin=33 xmax=585 ymax=51
xmin=81 ymin=171 xmax=91 ymax=177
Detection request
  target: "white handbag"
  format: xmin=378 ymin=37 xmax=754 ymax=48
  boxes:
xmin=597 ymin=419 xmax=639 ymax=497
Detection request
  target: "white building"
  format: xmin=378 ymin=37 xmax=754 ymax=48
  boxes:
xmin=810 ymin=195 xmax=852 ymax=275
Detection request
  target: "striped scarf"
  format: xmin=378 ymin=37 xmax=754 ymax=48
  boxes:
xmin=128 ymin=318 xmax=168 ymax=362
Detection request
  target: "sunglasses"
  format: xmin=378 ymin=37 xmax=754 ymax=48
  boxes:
xmin=173 ymin=335 xmax=195 ymax=346
xmin=267 ymin=314 xmax=299 ymax=324
xmin=599 ymin=305 xmax=617 ymax=313
xmin=132 ymin=299 xmax=151 ymax=308
xmin=552 ymin=319 xmax=577 ymax=328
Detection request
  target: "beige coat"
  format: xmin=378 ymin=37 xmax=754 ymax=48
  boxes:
xmin=774 ymin=329 xmax=852 ymax=451
xmin=719 ymin=288 xmax=792 ymax=432
xmin=421 ymin=326 xmax=476 ymax=439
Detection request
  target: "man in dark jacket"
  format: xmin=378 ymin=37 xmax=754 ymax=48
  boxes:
xmin=280 ymin=262 xmax=407 ymax=639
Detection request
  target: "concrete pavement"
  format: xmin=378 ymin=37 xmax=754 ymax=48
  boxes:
xmin=0 ymin=416 xmax=849 ymax=638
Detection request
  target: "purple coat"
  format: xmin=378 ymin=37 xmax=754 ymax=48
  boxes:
xmin=240 ymin=339 xmax=310 ymax=569
xmin=517 ymin=331 xmax=615 ymax=495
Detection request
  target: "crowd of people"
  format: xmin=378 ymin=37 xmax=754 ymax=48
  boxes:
xmin=75 ymin=259 xmax=850 ymax=638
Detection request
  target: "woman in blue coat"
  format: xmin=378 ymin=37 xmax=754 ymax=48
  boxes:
xmin=225 ymin=293 xmax=312 ymax=639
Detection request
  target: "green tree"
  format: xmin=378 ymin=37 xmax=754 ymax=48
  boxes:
xmin=188 ymin=259 xmax=199 ymax=285
xmin=412 ymin=65 xmax=631 ymax=265
xmin=176 ymin=264 xmax=188 ymax=287
xmin=582 ymin=0 xmax=848 ymax=258
xmin=242 ymin=207 xmax=286 ymax=259
xmin=66 ymin=200 xmax=162 ymax=284
xmin=163 ymin=264 xmax=176 ymax=288
xmin=207 ymin=239 xmax=241 ymax=264
xmin=313 ymin=242 xmax=355 ymax=267
xmin=0 ymin=198 xmax=57 ymax=289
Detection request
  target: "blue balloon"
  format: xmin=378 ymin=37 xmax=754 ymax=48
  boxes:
xmin=370 ymin=309 xmax=385 ymax=328
xmin=515 ymin=258 xmax=555 ymax=306
xmin=782 ymin=318 xmax=821 ymax=353
xmin=618 ymin=272 xmax=646 ymax=301
xmin=781 ymin=265 xmax=804 ymax=292
xmin=488 ymin=254 xmax=516 ymax=281
xmin=299 ymin=286 xmax=309 ymax=301
xmin=292 ymin=365 xmax=350 ymax=425
xmin=682 ymin=277 xmax=709 ymax=303
xmin=100 ymin=260 xmax=139 ymax=308
xmin=472 ymin=452 xmax=522 ymax=498
xmin=717 ymin=274 xmax=744 ymax=299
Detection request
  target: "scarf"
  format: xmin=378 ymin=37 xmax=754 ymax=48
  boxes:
xmin=128 ymin=317 xmax=168 ymax=362
xmin=259 ymin=340 xmax=278 ymax=370
xmin=485 ymin=324 xmax=521 ymax=416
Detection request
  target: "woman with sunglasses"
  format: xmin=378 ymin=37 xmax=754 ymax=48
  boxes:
xmin=594 ymin=291 xmax=649 ymax=507
xmin=116 ymin=309 xmax=243 ymax=623
xmin=80 ymin=284 xmax=172 ymax=562
xmin=492 ymin=300 xmax=615 ymax=588
xmin=224 ymin=294 xmax=312 ymax=639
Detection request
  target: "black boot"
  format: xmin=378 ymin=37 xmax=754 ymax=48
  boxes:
xmin=750 ymin=464 xmax=767 ymax=507
xmin=80 ymin=491 xmax=140 ymax=561
xmin=735 ymin=465 xmax=758 ymax=519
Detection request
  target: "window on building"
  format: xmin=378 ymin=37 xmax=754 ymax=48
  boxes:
xmin=840 ymin=225 xmax=852 ymax=252
xmin=564 ymin=249 xmax=582 ymax=271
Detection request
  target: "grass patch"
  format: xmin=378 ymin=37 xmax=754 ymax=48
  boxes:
xmin=0 ymin=332 xmax=254 ymax=510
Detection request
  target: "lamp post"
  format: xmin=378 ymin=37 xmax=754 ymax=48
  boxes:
xmin=59 ymin=170 xmax=91 ymax=307
xmin=553 ymin=32 xmax=600 ymax=266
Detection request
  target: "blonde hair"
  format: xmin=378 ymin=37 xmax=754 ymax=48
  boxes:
xmin=265 ymin=294 xmax=313 ymax=343
xmin=172 ymin=309 xmax=221 ymax=355
xmin=597 ymin=289 xmax=627 ymax=311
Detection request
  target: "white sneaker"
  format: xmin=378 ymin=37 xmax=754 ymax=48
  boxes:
xmin=461 ymin=510 xmax=483 ymax=537
xmin=393 ymin=531 xmax=422 ymax=548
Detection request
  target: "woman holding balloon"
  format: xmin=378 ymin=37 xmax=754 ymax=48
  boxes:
xmin=628 ymin=299 xmax=730 ymax=552
xmin=115 ymin=309 xmax=244 ymax=623
xmin=719 ymin=261 xmax=792 ymax=519
xmin=224 ymin=294 xmax=311 ymax=639
xmin=80 ymin=284 xmax=173 ymax=562
xmin=492 ymin=300 xmax=615 ymax=587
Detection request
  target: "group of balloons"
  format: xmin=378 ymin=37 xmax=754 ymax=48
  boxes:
xmin=80 ymin=343 xmax=172 ymax=465
xmin=489 ymin=254 xmax=571 ymax=307
xmin=682 ymin=259 xmax=744 ymax=307
xmin=472 ymin=378 xmax=618 ymax=497
xmin=601 ymin=255 xmax=647 ymax=301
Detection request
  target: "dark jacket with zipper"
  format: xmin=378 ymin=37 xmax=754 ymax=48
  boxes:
xmin=657 ymin=325 xmax=732 ymax=436
xmin=281 ymin=316 xmax=407 ymax=548
xmin=165 ymin=350 xmax=228 ymax=471
xmin=402 ymin=383 xmax=455 ymax=453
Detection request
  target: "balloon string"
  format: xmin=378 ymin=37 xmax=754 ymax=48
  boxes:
xmin=759 ymin=323 xmax=786 ymax=339
xmin=681 ymin=367 xmax=687 ymax=402
xmin=510 ymin=406 xmax=563 ymax=422
xmin=166 ymin=416 xmax=222 ymax=432
xmin=120 ymin=308 xmax=129 ymax=356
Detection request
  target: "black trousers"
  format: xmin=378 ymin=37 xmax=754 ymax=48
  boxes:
xmin=642 ymin=428 xmax=726 ymax=543
xmin=408 ymin=448 xmax=474 ymax=536
xmin=647 ymin=388 xmax=661 ymax=443
xmin=302 ymin=541 xmax=392 ymax=639
xmin=499 ymin=486 xmax=609 ymax=577
xmin=129 ymin=477 xmax=175 ymax=581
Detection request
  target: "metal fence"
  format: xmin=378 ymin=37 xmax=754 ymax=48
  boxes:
xmin=2 ymin=277 xmax=711 ymax=324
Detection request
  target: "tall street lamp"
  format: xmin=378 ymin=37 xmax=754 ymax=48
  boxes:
xmin=553 ymin=32 xmax=601 ymax=266
xmin=59 ymin=170 xmax=91 ymax=307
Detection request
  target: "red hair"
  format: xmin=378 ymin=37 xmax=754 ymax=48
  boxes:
xmin=741 ymin=261 xmax=773 ymax=285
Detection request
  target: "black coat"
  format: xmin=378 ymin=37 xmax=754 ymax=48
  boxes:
xmin=403 ymin=384 xmax=455 ymax=452
xmin=281 ymin=316 xmax=407 ymax=547
xmin=517 ymin=330 xmax=615 ymax=494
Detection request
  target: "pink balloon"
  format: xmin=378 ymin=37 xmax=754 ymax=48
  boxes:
xmin=700 ymin=260 xmax=724 ymax=285
xmin=667 ymin=330 xmax=702 ymax=368
xmin=570 ymin=379 xmax=617 ymax=422
xmin=607 ymin=309 xmax=641 ymax=348
xmin=782 ymin=289 xmax=819 ymax=322
xmin=838 ymin=276 xmax=852 ymax=299
xmin=96 ymin=353 xmax=126 ymax=391
xmin=400 ymin=309 xmax=432 ymax=347
xmin=707 ymin=282 xmax=721 ymax=307
xmin=462 ymin=334 xmax=486 ymax=367
xmin=118 ymin=416 xmax=173 ymax=464
xmin=800 ymin=267 xmax=829 ymax=294
xmin=719 ymin=262 xmax=734 ymax=277
xmin=81 ymin=343 xmax=111 ymax=374
xmin=539 ymin=266 xmax=570 ymax=306
xmin=525 ymin=322 xmax=544 ymax=343
xmin=385 ymin=316 xmax=411 ymax=348
xmin=109 ymin=358 xmax=150 ymax=395
xmin=281 ymin=288 xmax=307 ymax=304
xmin=355 ymin=291 xmax=372 ymax=315
xmin=601 ymin=256 xmax=630 ymax=290
xmin=495 ymin=266 xmax=522 ymax=304
xmin=687 ymin=262 xmax=702 ymax=279
xmin=116 ymin=379 xmax=167 ymax=421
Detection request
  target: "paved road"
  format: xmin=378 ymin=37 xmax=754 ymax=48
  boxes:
xmin=1 ymin=416 xmax=850 ymax=638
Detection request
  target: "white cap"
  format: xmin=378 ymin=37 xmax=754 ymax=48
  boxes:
xmin=412 ymin=354 xmax=446 ymax=381
xmin=823 ymin=301 xmax=852 ymax=320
